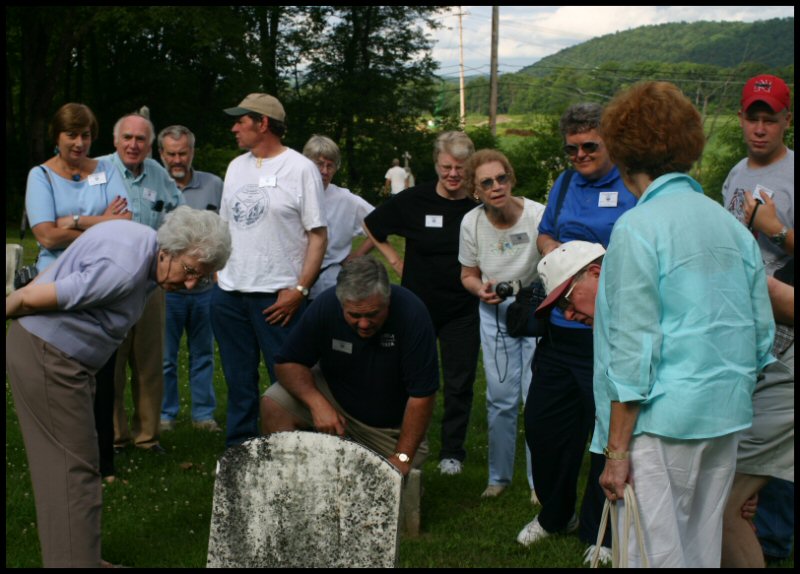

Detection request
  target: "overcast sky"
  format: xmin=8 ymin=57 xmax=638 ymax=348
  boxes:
xmin=430 ymin=6 xmax=795 ymax=79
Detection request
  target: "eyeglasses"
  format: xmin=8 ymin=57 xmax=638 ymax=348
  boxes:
xmin=563 ymin=141 xmax=601 ymax=156
xmin=478 ymin=173 xmax=510 ymax=191
xmin=556 ymin=270 xmax=585 ymax=312
xmin=315 ymin=159 xmax=337 ymax=172
xmin=437 ymin=163 xmax=465 ymax=175
xmin=178 ymin=259 xmax=203 ymax=279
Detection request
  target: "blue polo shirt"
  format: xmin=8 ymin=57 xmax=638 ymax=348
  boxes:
xmin=275 ymin=285 xmax=439 ymax=428
xmin=538 ymin=165 xmax=636 ymax=328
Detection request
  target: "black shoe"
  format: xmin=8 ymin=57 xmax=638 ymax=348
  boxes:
xmin=146 ymin=444 xmax=167 ymax=455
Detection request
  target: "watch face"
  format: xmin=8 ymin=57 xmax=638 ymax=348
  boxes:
xmin=397 ymin=453 xmax=410 ymax=463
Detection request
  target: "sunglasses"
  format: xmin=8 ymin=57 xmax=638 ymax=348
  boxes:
xmin=478 ymin=173 xmax=510 ymax=191
xmin=563 ymin=141 xmax=601 ymax=156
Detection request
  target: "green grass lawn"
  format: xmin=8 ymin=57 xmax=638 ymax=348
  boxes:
xmin=5 ymin=231 xmax=794 ymax=568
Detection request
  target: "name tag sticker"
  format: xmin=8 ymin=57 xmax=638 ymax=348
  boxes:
xmin=508 ymin=232 xmax=530 ymax=245
xmin=332 ymin=339 xmax=353 ymax=354
xmin=88 ymin=172 xmax=107 ymax=186
xmin=143 ymin=188 xmax=157 ymax=203
xmin=598 ymin=191 xmax=618 ymax=207
xmin=425 ymin=215 xmax=443 ymax=228
xmin=753 ymin=184 xmax=775 ymax=203
xmin=259 ymin=175 xmax=277 ymax=188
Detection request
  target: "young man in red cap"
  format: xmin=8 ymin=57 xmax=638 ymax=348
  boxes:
xmin=721 ymin=74 xmax=795 ymax=566
xmin=723 ymin=74 xmax=793 ymax=265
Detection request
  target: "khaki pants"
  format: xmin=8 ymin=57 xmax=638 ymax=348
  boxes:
xmin=263 ymin=365 xmax=429 ymax=468
xmin=114 ymin=290 xmax=165 ymax=448
xmin=6 ymin=322 xmax=102 ymax=567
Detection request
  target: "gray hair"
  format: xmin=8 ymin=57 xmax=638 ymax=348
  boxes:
xmin=433 ymin=131 xmax=475 ymax=163
xmin=335 ymin=256 xmax=390 ymax=305
xmin=559 ymin=103 xmax=603 ymax=138
xmin=157 ymin=206 xmax=232 ymax=271
xmin=158 ymin=125 xmax=196 ymax=151
xmin=302 ymin=134 xmax=341 ymax=168
xmin=113 ymin=113 xmax=156 ymax=145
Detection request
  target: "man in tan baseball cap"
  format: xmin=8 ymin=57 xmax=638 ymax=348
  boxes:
xmin=535 ymin=240 xmax=605 ymax=326
xmin=214 ymin=92 xmax=327 ymax=448
xmin=224 ymin=93 xmax=286 ymax=122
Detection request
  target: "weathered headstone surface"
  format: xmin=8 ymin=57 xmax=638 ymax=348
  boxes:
xmin=207 ymin=431 xmax=402 ymax=568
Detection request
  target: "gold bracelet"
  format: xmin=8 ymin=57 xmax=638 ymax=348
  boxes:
xmin=603 ymin=447 xmax=630 ymax=460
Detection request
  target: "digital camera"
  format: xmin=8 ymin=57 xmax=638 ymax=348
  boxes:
xmin=493 ymin=279 xmax=521 ymax=299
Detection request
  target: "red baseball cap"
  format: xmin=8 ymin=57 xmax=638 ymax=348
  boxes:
xmin=741 ymin=75 xmax=791 ymax=113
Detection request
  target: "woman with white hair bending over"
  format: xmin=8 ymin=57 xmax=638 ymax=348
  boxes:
xmin=6 ymin=206 xmax=231 ymax=568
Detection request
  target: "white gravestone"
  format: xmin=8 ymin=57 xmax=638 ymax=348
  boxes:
xmin=207 ymin=432 xmax=402 ymax=568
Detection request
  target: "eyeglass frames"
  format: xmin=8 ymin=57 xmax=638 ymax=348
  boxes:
xmin=178 ymin=259 xmax=202 ymax=279
xmin=556 ymin=270 xmax=586 ymax=312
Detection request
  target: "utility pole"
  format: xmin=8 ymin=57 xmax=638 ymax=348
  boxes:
xmin=489 ymin=6 xmax=499 ymax=136
xmin=458 ymin=7 xmax=466 ymax=129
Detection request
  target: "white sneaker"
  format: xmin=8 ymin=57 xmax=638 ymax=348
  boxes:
xmin=438 ymin=458 xmax=463 ymax=475
xmin=481 ymin=484 xmax=507 ymax=498
xmin=583 ymin=544 xmax=612 ymax=566
xmin=516 ymin=514 xmax=578 ymax=547
xmin=193 ymin=419 xmax=221 ymax=432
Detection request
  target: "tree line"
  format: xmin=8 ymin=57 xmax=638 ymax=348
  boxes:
xmin=5 ymin=6 xmax=449 ymax=222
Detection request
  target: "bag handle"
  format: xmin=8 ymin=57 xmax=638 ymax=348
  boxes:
xmin=552 ymin=169 xmax=575 ymax=234
xmin=590 ymin=484 xmax=648 ymax=568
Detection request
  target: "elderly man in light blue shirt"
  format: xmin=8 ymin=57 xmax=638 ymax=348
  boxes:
xmin=99 ymin=113 xmax=184 ymax=454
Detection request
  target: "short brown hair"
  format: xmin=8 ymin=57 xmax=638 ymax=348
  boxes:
xmin=464 ymin=149 xmax=517 ymax=201
xmin=49 ymin=103 xmax=99 ymax=143
xmin=600 ymin=82 xmax=705 ymax=180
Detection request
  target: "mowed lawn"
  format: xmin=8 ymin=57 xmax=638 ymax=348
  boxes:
xmin=5 ymin=231 xmax=793 ymax=568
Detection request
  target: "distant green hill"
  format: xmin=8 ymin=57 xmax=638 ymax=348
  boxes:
xmin=439 ymin=18 xmax=794 ymax=117
xmin=520 ymin=18 xmax=794 ymax=77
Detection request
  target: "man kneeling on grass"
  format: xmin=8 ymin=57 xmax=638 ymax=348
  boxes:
xmin=260 ymin=256 xmax=439 ymax=476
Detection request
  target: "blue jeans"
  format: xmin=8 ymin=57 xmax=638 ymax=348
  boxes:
xmin=210 ymin=286 xmax=305 ymax=447
xmin=162 ymin=290 xmax=216 ymax=423
xmin=479 ymin=299 xmax=535 ymax=488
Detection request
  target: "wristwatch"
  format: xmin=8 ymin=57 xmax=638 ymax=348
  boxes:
xmin=769 ymin=226 xmax=788 ymax=247
xmin=72 ymin=214 xmax=80 ymax=229
xmin=603 ymin=447 xmax=629 ymax=460
xmin=394 ymin=452 xmax=411 ymax=463
xmin=296 ymin=285 xmax=309 ymax=297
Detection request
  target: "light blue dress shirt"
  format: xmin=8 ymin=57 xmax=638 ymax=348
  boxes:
xmin=99 ymin=153 xmax=184 ymax=230
xmin=590 ymin=173 xmax=775 ymax=452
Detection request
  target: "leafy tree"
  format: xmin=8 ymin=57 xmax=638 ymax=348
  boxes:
xmin=295 ymin=6 xmax=446 ymax=203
